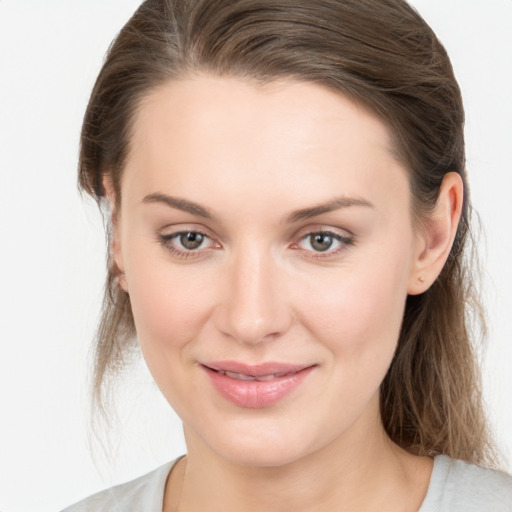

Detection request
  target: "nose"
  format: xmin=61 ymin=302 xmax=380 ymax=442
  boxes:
xmin=214 ymin=244 xmax=293 ymax=345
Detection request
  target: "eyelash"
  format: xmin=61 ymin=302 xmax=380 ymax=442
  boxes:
xmin=293 ymin=231 xmax=354 ymax=258
xmin=157 ymin=229 xmax=354 ymax=260
xmin=158 ymin=231 xmax=217 ymax=259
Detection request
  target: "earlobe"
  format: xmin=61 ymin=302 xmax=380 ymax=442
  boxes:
xmin=408 ymin=172 xmax=464 ymax=295
xmin=102 ymin=176 xmax=129 ymax=293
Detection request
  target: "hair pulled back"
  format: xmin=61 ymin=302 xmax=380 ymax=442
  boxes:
xmin=79 ymin=0 xmax=495 ymax=465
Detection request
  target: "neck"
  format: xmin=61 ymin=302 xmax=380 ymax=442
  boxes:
xmin=165 ymin=401 xmax=432 ymax=512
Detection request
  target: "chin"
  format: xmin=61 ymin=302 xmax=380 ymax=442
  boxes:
xmin=187 ymin=416 xmax=324 ymax=469
xmin=218 ymin=441 xmax=308 ymax=468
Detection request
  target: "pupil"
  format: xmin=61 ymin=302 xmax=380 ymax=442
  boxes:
xmin=311 ymin=234 xmax=333 ymax=252
xmin=180 ymin=232 xmax=204 ymax=250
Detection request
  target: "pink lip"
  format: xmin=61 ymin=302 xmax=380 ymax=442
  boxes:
xmin=201 ymin=361 xmax=315 ymax=409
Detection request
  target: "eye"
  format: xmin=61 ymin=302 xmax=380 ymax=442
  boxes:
xmin=177 ymin=232 xmax=207 ymax=250
xmin=158 ymin=230 xmax=218 ymax=258
xmin=297 ymin=230 xmax=353 ymax=255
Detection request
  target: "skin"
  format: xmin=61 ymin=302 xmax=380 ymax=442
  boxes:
xmin=107 ymin=75 xmax=463 ymax=511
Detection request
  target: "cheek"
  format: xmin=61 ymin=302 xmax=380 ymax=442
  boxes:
xmin=123 ymin=245 xmax=216 ymax=354
xmin=299 ymin=244 xmax=411 ymax=376
xmin=124 ymin=252 xmax=220 ymax=407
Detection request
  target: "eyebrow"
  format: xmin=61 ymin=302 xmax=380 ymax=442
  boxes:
xmin=143 ymin=193 xmax=213 ymax=218
xmin=285 ymin=197 xmax=374 ymax=223
xmin=143 ymin=192 xmax=373 ymax=223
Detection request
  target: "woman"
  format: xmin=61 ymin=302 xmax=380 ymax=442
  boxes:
xmin=63 ymin=0 xmax=512 ymax=510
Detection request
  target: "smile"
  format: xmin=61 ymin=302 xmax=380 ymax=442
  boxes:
xmin=201 ymin=362 xmax=315 ymax=408
xmin=214 ymin=369 xmax=299 ymax=381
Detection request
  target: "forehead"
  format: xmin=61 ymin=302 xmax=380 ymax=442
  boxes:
xmin=132 ymin=74 xmax=395 ymax=157
xmin=123 ymin=75 xmax=409 ymax=214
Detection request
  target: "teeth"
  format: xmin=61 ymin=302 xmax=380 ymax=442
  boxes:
xmin=218 ymin=370 xmax=296 ymax=381
xmin=254 ymin=374 xmax=276 ymax=381
xmin=225 ymin=371 xmax=256 ymax=381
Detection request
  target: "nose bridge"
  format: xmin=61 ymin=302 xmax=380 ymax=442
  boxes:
xmin=217 ymin=240 xmax=291 ymax=344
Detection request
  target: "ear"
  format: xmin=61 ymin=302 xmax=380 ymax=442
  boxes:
xmin=408 ymin=172 xmax=464 ymax=295
xmin=102 ymin=176 xmax=128 ymax=293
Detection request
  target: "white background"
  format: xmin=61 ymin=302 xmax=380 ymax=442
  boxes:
xmin=0 ymin=1 xmax=511 ymax=511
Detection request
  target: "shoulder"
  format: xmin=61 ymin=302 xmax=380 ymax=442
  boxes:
xmin=420 ymin=455 xmax=512 ymax=512
xmin=60 ymin=459 xmax=178 ymax=512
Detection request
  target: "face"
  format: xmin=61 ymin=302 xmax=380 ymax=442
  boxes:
xmin=113 ymin=75 xmax=423 ymax=467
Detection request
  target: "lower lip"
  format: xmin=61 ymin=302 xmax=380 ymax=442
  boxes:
xmin=202 ymin=366 xmax=315 ymax=408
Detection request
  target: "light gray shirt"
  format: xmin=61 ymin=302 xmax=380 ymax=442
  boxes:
xmin=62 ymin=455 xmax=512 ymax=511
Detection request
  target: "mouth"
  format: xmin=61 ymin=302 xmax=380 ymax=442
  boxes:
xmin=201 ymin=361 xmax=316 ymax=408
xmin=210 ymin=369 xmax=300 ymax=381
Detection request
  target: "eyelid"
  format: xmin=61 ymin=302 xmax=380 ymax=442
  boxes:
xmin=292 ymin=221 xmax=354 ymax=237
xmin=156 ymin=224 xmax=354 ymax=260
xmin=291 ymin=227 xmax=355 ymax=258
xmin=157 ymin=226 xmax=221 ymax=259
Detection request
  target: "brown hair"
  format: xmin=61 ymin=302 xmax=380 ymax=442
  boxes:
xmin=80 ymin=0 xmax=496 ymax=465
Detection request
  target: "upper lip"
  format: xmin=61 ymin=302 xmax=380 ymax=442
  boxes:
xmin=202 ymin=361 xmax=314 ymax=377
